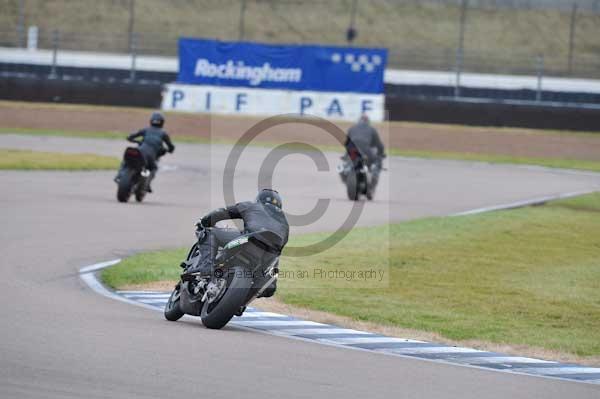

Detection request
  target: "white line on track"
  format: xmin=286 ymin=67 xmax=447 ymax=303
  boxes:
xmin=456 ymin=357 xmax=557 ymax=364
xmin=116 ymin=291 xmax=171 ymax=295
xmin=80 ymin=259 xmax=122 ymax=274
xmin=318 ymin=337 xmax=424 ymax=345
xmin=451 ymin=189 xmax=598 ymax=216
xmin=516 ymin=367 xmax=600 ymax=375
xmin=233 ymin=320 xmax=326 ymax=327
xmin=124 ymin=295 xmax=172 ymax=300
xmin=79 ymin=260 xmax=162 ymax=312
xmin=233 ymin=311 xmax=293 ymax=319
xmin=278 ymin=328 xmax=374 ymax=336
xmin=382 ymin=347 xmax=487 ymax=355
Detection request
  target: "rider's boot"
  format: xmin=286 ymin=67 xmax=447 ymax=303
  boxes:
xmin=235 ymin=306 xmax=246 ymax=317
xmin=257 ymin=281 xmax=277 ymax=298
xmin=146 ymin=169 xmax=157 ymax=193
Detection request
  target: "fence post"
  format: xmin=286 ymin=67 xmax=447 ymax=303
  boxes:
xmin=17 ymin=0 xmax=25 ymax=47
xmin=238 ymin=0 xmax=247 ymax=40
xmin=130 ymin=33 xmax=137 ymax=81
xmin=128 ymin=0 xmax=136 ymax=54
xmin=49 ymin=30 xmax=59 ymax=78
xmin=346 ymin=0 xmax=358 ymax=43
xmin=536 ymin=55 xmax=544 ymax=102
xmin=27 ymin=26 xmax=38 ymax=50
xmin=455 ymin=49 xmax=463 ymax=98
xmin=455 ymin=0 xmax=468 ymax=98
xmin=568 ymin=2 xmax=577 ymax=75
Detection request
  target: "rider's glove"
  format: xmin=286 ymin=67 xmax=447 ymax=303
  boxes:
xmin=197 ymin=216 xmax=210 ymax=229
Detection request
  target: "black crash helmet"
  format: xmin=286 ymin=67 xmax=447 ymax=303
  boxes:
xmin=256 ymin=189 xmax=283 ymax=209
xmin=150 ymin=112 xmax=165 ymax=128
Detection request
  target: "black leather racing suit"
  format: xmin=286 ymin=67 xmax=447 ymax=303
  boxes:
xmin=345 ymin=121 xmax=385 ymax=183
xmin=126 ymin=126 xmax=175 ymax=188
xmin=127 ymin=126 xmax=175 ymax=172
xmin=191 ymin=201 xmax=289 ymax=296
xmin=345 ymin=121 xmax=385 ymax=165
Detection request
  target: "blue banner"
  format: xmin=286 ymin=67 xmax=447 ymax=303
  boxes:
xmin=178 ymin=38 xmax=387 ymax=94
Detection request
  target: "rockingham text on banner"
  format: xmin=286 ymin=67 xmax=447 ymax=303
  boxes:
xmin=162 ymin=38 xmax=388 ymax=121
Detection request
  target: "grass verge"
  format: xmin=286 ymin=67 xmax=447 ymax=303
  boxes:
xmin=0 ymin=149 xmax=119 ymax=170
xmin=101 ymin=193 xmax=600 ymax=361
xmin=3 ymin=127 xmax=600 ymax=173
xmin=0 ymin=127 xmax=211 ymax=144
xmin=390 ymin=149 xmax=600 ymax=173
xmin=102 ymin=249 xmax=188 ymax=289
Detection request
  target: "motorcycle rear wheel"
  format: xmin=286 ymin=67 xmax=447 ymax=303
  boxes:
xmin=200 ymin=266 xmax=252 ymax=329
xmin=117 ymin=169 xmax=133 ymax=203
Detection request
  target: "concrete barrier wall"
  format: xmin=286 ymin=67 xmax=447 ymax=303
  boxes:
xmin=385 ymin=95 xmax=600 ymax=132
xmin=2 ymin=76 xmax=600 ymax=132
xmin=0 ymin=76 xmax=162 ymax=108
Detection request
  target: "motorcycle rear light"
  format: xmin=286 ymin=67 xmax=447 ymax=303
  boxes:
xmin=126 ymin=148 xmax=141 ymax=157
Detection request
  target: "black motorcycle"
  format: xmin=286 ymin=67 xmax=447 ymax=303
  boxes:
xmin=337 ymin=147 xmax=381 ymax=201
xmin=115 ymin=145 xmax=150 ymax=203
xmin=164 ymin=226 xmax=281 ymax=329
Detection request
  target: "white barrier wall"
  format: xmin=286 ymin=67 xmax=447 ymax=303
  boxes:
xmin=161 ymin=83 xmax=385 ymax=122
xmin=4 ymin=47 xmax=600 ymax=94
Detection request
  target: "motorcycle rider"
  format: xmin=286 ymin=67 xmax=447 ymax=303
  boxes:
xmin=188 ymin=189 xmax=289 ymax=297
xmin=117 ymin=112 xmax=175 ymax=192
xmin=345 ymin=114 xmax=386 ymax=184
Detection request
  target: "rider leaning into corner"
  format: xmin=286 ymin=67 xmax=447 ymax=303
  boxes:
xmin=345 ymin=114 xmax=387 ymax=185
xmin=189 ymin=189 xmax=289 ymax=298
xmin=117 ymin=112 xmax=175 ymax=192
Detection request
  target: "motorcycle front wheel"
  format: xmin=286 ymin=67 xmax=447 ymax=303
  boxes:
xmin=134 ymin=178 xmax=147 ymax=202
xmin=200 ymin=266 xmax=252 ymax=329
xmin=346 ymin=171 xmax=359 ymax=201
xmin=164 ymin=282 xmax=184 ymax=321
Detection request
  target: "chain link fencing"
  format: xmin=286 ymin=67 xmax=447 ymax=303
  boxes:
xmin=1 ymin=0 xmax=599 ymax=79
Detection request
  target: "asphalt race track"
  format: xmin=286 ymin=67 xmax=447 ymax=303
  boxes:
xmin=1 ymin=134 xmax=600 ymax=398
